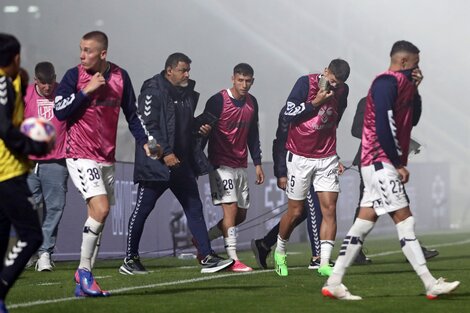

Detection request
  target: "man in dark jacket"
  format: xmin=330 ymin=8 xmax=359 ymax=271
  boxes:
xmin=119 ymin=53 xmax=233 ymax=275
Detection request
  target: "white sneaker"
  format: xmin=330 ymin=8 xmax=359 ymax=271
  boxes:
xmin=426 ymin=277 xmax=460 ymax=299
xmin=35 ymin=252 xmax=53 ymax=272
xmin=322 ymin=283 xmax=362 ymax=300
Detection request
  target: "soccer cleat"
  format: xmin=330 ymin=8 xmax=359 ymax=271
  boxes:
xmin=251 ymin=239 xmax=271 ymax=269
xmin=308 ymin=257 xmax=321 ymax=270
xmin=74 ymin=283 xmax=110 ymax=297
xmin=422 ymin=246 xmax=439 ymax=260
xmin=191 ymin=237 xmax=204 ymax=262
xmin=406 ymin=246 xmax=439 ymax=263
xmin=354 ymin=249 xmax=372 ymax=265
xmin=74 ymin=268 xmax=110 ymax=297
xmin=318 ymin=264 xmax=333 ymax=277
xmin=200 ymin=254 xmax=234 ymax=273
xmin=308 ymin=257 xmax=335 ymax=270
xmin=322 ymin=283 xmax=362 ymax=300
xmin=35 ymin=252 xmax=54 ymax=272
xmin=119 ymin=256 xmax=149 ymax=275
xmin=426 ymin=277 xmax=460 ymax=299
xmin=0 ymin=300 xmax=8 ymax=313
xmin=229 ymin=260 xmax=253 ymax=272
xmin=274 ymin=252 xmax=288 ymax=276
xmin=74 ymin=283 xmax=84 ymax=297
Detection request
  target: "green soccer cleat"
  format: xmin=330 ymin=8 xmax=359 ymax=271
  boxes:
xmin=274 ymin=252 xmax=288 ymax=276
xmin=318 ymin=264 xmax=333 ymax=277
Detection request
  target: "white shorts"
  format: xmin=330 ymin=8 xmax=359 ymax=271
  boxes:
xmin=66 ymin=158 xmax=116 ymax=205
xmin=209 ymin=166 xmax=250 ymax=209
xmin=286 ymin=152 xmax=340 ymax=200
xmin=360 ymin=162 xmax=409 ymax=216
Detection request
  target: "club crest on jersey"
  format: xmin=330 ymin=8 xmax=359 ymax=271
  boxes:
xmin=37 ymin=99 xmax=54 ymax=120
xmin=319 ymin=106 xmax=334 ymax=124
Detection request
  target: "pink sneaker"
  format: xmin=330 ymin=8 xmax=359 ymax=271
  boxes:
xmin=229 ymin=260 xmax=253 ymax=272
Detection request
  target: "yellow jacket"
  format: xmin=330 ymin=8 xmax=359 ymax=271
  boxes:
xmin=0 ymin=69 xmax=31 ymax=182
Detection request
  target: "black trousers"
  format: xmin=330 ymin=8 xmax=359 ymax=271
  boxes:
xmin=0 ymin=174 xmax=43 ymax=300
xmin=126 ymin=164 xmax=212 ymax=258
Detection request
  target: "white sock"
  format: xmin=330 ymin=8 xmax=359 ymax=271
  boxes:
xmin=79 ymin=217 xmax=104 ymax=271
xmin=328 ymin=218 xmax=375 ymax=286
xmin=90 ymin=232 xmax=102 ymax=269
xmin=420 ymin=272 xmax=437 ymax=291
xmin=320 ymin=240 xmax=335 ymax=266
xmin=396 ymin=216 xmax=435 ymax=289
xmin=275 ymin=234 xmax=288 ymax=255
xmin=224 ymin=227 xmax=238 ymax=260
xmin=208 ymin=225 xmax=223 ymax=241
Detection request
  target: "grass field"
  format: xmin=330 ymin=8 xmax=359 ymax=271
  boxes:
xmin=5 ymin=231 xmax=469 ymax=313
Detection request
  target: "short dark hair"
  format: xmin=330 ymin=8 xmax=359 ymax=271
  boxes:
xmin=328 ymin=58 xmax=350 ymax=82
xmin=164 ymin=52 xmax=191 ymax=70
xmin=233 ymin=63 xmax=254 ymax=76
xmin=0 ymin=33 xmax=21 ymax=67
xmin=82 ymin=31 xmax=108 ymax=50
xmin=390 ymin=40 xmax=420 ymax=57
xmin=35 ymin=62 xmax=56 ymax=83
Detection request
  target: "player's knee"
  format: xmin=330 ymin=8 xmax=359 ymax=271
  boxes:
xmin=290 ymin=208 xmax=304 ymax=220
xmin=321 ymin=208 xmax=337 ymax=222
xmin=95 ymin=209 xmax=110 ymax=222
xmin=396 ymin=216 xmax=416 ymax=239
xmin=321 ymin=203 xmax=337 ymax=217
xmin=350 ymin=218 xmax=375 ymax=237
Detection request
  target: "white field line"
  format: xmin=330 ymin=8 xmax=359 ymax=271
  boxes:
xmin=9 ymin=270 xmax=270 ymax=309
xmin=9 ymin=238 xmax=470 ymax=309
xmin=366 ymin=238 xmax=470 ymax=258
xmin=36 ymin=282 xmax=61 ymax=286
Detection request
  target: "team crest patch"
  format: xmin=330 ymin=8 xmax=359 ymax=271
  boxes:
xmin=37 ymin=99 xmax=54 ymax=120
xmin=319 ymin=106 xmax=334 ymax=123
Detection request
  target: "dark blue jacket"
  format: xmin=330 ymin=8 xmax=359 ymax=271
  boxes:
xmin=133 ymin=72 xmax=211 ymax=182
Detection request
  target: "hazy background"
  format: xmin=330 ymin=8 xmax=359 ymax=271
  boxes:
xmin=2 ymin=0 xmax=469 ymax=228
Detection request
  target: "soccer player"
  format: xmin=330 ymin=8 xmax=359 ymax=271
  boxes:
xmin=274 ymin=59 xmax=350 ymax=277
xmin=202 ymin=63 xmax=264 ymax=272
xmin=54 ymin=31 xmax=147 ymax=297
xmin=322 ymin=40 xmax=459 ymax=300
xmin=252 ymin=106 xmax=324 ymax=270
xmin=0 ymin=33 xmax=52 ymax=313
xmin=350 ymin=97 xmax=438 ymax=264
xmin=119 ymin=53 xmax=234 ymax=275
xmin=24 ymin=62 xmax=69 ymax=271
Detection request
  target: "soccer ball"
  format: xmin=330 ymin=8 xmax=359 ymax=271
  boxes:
xmin=20 ymin=117 xmax=56 ymax=142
